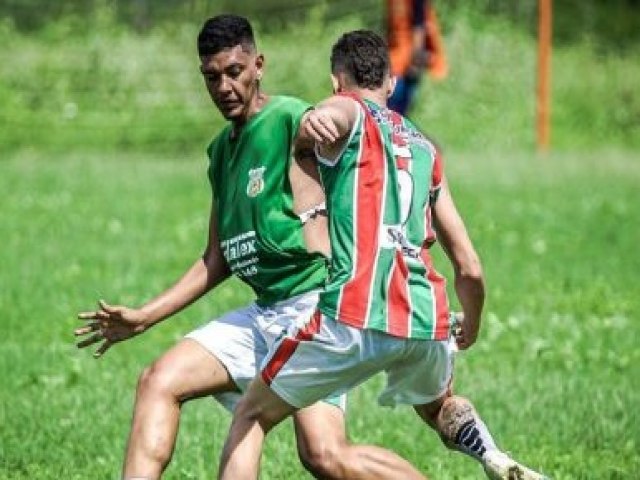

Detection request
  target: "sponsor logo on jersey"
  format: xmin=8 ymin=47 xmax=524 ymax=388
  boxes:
xmin=221 ymin=230 xmax=259 ymax=277
xmin=247 ymin=167 xmax=266 ymax=197
xmin=383 ymin=225 xmax=421 ymax=260
xmin=369 ymin=105 xmax=433 ymax=150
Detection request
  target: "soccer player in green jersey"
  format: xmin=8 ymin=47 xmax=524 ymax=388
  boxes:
xmin=219 ymin=30 xmax=549 ymax=480
xmin=74 ymin=16 xmax=424 ymax=480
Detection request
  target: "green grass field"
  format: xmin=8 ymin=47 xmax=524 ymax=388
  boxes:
xmin=1 ymin=2 xmax=639 ymax=478
xmin=1 ymin=149 xmax=638 ymax=479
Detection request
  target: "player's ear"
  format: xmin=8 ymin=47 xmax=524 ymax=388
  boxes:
xmin=331 ymin=74 xmax=340 ymax=94
xmin=387 ymin=75 xmax=397 ymax=98
xmin=255 ymin=53 xmax=265 ymax=81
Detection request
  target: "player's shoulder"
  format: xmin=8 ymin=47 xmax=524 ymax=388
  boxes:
xmin=269 ymin=95 xmax=312 ymax=119
xmin=206 ymin=125 xmax=231 ymax=158
xmin=402 ymin=116 xmax=440 ymax=158
xmin=268 ymin=95 xmax=312 ymax=115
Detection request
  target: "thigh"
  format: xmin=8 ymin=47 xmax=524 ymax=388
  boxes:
xmin=186 ymin=304 xmax=265 ymax=389
xmin=147 ymin=338 xmax=237 ymax=401
xmin=185 ymin=304 xmax=266 ymax=409
xmin=378 ymin=338 xmax=455 ymax=408
xmin=293 ymin=402 xmax=347 ymax=458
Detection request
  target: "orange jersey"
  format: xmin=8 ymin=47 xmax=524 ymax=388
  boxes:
xmin=386 ymin=0 xmax=448 ymax=79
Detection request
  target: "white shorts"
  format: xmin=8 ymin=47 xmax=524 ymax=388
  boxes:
xmin=185 ymin=291 xmax=346 ymax=411
xmin=261 ymin=312 xmax=455 ymax=409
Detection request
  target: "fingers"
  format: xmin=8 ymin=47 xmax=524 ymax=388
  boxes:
xmin=76 ymin=333 xmax=103 ymax=349
xmin=453 ymin=328 xmax=466 ymax=350
xmin=75 ymin=300 xmax=120 ymax=358
xmin=77 ymin=310 xmax=109 ymax=320
xmin=78 ymin=299 xmax=113 ymax=320
xmin=455 ymin=336 xmax=469 ymax=351
xmin=75 ymin=330 xmax=116 ymax=358
xmin=452 ymin=312 xmax=470 ymax=350
xmin=98 ymin=299 xmax=119 ymax=314
xmin=455 ymin=331 xmax=476 ymax=351
xmin=74 ymin=322 xmax=101 ymax=336
xmin=93 ymin=341 xmax=112 ymax=359
xmin=303 ymin=111 xmax=339 ymax=144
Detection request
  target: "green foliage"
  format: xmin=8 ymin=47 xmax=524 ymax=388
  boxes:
xmin=0 ymin=5 xmax=639 ymax=155
xmin=0 ymin=150 xmax=638 ymax=478
xmin=410 ymin=13 xmax=640 ymax=152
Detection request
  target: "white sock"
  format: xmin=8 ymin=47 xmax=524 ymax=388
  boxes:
xmin=453 ymin=415 xmax=498 ymax=461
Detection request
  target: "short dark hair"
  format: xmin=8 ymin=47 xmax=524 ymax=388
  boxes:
xmin=330 ymin=30 xmax=390 ymax=89
xmin=197 ymin=14 xmax=255 ymax=56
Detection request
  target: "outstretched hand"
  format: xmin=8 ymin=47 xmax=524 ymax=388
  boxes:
xmin=75 ymin=300 xmax=148 ymax=358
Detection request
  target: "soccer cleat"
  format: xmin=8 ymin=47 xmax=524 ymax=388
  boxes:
xmin=483 ymin=450 xmax=549 ymax=480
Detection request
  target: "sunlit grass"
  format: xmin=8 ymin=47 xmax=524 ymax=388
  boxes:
xmin=1 ymin=150 xmax=638 ymax=478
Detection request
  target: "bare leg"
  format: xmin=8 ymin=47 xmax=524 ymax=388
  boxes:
xmin=219 ymin=379 xmax=426 ymax=480
xmin=294 ymin=402 xmax=426 ymax=480
xmin=414 ymin=392 xmax=497 ymax=463
xmin=123 ymin=339 xmax=238 ymax=480
xmin=219 ymin=378 xmax=295 ymax=480
xmin=414 ymin=394 xmax=547 ymax=479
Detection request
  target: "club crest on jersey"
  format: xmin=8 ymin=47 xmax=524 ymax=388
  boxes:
xmin=246 ymin=167 xmax=266 ymax=197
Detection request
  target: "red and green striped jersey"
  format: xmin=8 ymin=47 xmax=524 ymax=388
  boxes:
xmin=208 ymin=96 xmax=327 ymax=306
xmin=317 ymin=93 xmax=450 ymax=340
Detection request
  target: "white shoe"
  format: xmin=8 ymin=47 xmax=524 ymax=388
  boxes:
xmin=483 ymin=450 xmax=549 ymax=480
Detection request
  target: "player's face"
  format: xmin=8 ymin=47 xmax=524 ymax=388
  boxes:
xmin=200 ymin=45 xmax=263 ymax=123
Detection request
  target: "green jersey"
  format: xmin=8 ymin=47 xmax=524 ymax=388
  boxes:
xmin=207 ymin=96 xmax=327 ymax=306
xmin=317 ymin=93 xmax=451 ymax=340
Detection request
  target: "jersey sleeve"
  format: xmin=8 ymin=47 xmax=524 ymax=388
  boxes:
xmin=283 ymin=96 xmax=313 ymax=144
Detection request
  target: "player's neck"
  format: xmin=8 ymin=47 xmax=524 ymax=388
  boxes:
xmin=230 ymin=93 xmax=270 ymax=139
xmin=349 ymin=88 xmax=388 ymax=109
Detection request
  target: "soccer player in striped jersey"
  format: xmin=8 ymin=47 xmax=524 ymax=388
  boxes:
xmin=74 ymin=16 xmax=425 ymax=480
xmin=219 ymin=30 xmax=548 ymax=480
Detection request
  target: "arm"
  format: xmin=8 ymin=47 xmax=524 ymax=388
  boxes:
xmin=135 ymin=202 xmax=230 ymax=324
xmin=432 ymin=176 xmax=485 ymax=350
xmin=75 ymin=201 xmax=231 ymax=357
xmin=292 ymin=96 xmax=359 ymax=254
xmin=298 ymin=96 xmax=359 ymax=163
xmin=290 ymin=141 xmax=330 ymax=257
xmin=409 ymin=0 xmax=428 ymax=74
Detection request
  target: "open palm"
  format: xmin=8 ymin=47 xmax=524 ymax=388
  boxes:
xmin=75 ymin=300 xmax=147 ymax=358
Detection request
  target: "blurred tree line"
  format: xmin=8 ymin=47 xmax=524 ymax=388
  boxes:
xmin=1 ymin=0 xmax=639 ymax=50
xmin=1 ymin=0 xmax=638 ymax=154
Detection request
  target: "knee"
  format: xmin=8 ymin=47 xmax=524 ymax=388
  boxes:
xmin=136 ymin=361 xmax=178 ymax=401
xmin=415 ymin=391 xmax=450 ymax=426
xmin=435 ymin=396 xmax=475 ymax=446
xmin=231 ymin=393 xmax=282 ymax=436
xmin=299 ymin=438 xmax=346 ymax=479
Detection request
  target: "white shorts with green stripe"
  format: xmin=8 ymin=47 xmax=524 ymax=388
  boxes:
xmin=185 ymin=290 xmax=346 ymax=412
xmin=261 ymin=312 xmax=455 ymax=409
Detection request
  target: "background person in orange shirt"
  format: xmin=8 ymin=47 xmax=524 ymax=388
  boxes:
xmin=387 ymin=0 xmax=448 ymax=115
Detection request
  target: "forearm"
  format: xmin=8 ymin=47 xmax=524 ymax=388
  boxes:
xmin=139 ymin=253 xmax=229 ymax=327
xmin=453 ymin=254 xmax=485 ymax=340
xmin=432 ymin=178 xmax=485 ymax=341
xmin=297 ymin=97 xmax=356 ymax=148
